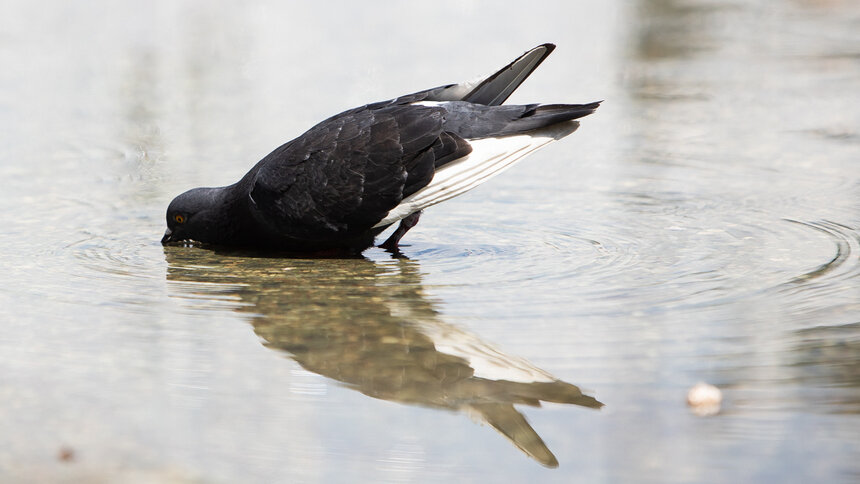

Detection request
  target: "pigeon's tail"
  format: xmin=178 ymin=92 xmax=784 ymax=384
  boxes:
xmin=426 ymin=44 xmax=556 ymax=106
xmin=526 ymin=101 xmax=602 ymax=125
xmin=428 ymin=100 xmax=602 ymax=140
xmin=462 ymin=43 xmax=556 ymax=106
xmin=496 ymin=101 xmax=602 ymax=137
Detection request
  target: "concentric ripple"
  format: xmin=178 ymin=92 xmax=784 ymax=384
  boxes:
xmin=70 ymin=234 xmax=163 ymax=282
xmin=24 ymin=218 xmax=171 ymax=312
xmin=385 ymin=219 xmax=641 ymax=290
xmin=371 ymin=210 xmax=860 ymax=320
xmin=773 ymin=220 xmax=860 ymax=318
xmin=783 ymin=220 xmax=860 ymax=285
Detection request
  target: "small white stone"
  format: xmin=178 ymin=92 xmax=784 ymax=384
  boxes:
xmin=687 ymin=382 xmax=722 ymax=416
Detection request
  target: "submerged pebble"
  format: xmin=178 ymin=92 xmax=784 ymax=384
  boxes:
xmin=57 ymin=446 xmax=75 ymax=462
xmin=687 ymin=382 xmax=722 ymax=416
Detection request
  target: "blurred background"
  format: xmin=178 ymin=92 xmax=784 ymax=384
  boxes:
xmin=1 ymin=0 xmax=858 ymax=482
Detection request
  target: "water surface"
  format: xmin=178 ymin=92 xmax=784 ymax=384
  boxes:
xmin=1 ymin=1 xmax=859 ymax=482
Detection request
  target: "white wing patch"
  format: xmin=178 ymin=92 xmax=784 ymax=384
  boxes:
xmin=373 ymin=123 xmax=576 ymax=228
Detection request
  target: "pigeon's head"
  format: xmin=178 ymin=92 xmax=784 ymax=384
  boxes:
xmin=161 ymin=187 xmax=225 ymax=245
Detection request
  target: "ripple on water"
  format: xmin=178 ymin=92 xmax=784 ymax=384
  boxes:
xmin=396 ymin=213 xmax=860 ymax=318
xmin=783 ymin=220 xmax=860 ymax=284
xmin=52 ymin=209 xmax=860 ymax=322
xmin=71 ymin=236 xmax=160 ymax=280
xmin=774 ymin=220 xmax=860 ymax=318
xmin=41 ymin=228 xmax=169 ymax=311
xmin=404 ymin=222 xmax=642 ymax=290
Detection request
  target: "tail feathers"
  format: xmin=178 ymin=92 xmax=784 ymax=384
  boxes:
xmin=462 ymin=43 xmax=556 ymax=106
xmin=466 ymin=100 xmax=600 ymax=139
xmin=526 ymin=101 xmax=602 ymax=120
xmin=514 ymin=101 xmax=602 ymax=133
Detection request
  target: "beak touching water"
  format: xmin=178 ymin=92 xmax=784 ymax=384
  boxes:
xmin=161 ymin=228 xmax=173 ymax=245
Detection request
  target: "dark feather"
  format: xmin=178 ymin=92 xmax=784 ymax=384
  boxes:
xmin=248 ymin=105 xmax=447 ymax=243
xmin=463 ymin=43 xmax=556 ymax=106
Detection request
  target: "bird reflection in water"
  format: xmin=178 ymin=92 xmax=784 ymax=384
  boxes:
xmin=163 ymin=248 xmax=602 ymax=467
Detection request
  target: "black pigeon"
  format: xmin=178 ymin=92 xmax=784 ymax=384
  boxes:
xmin=162 ymin=44 xmax=600 ymax=254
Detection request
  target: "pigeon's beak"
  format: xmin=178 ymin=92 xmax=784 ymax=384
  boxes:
xmin=161 ymin=228 xmax=174 ymax=245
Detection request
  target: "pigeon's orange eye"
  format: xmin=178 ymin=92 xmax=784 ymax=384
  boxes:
xmin=174 ymin=214 xmax=186 ymax=224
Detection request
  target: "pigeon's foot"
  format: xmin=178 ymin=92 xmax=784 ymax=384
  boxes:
xmin=379 ymin=211 xmax=421 ymax=251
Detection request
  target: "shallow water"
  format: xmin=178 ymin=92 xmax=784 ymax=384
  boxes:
xmin=2 ymin=0 xmax=860 ymax=482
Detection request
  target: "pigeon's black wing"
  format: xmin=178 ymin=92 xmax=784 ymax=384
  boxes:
xmin=247 ymin=104 xmax=471 ymax=244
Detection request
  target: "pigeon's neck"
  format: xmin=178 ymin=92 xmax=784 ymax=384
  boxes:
xmin=196 ymin=185 xmax=254 ymax=245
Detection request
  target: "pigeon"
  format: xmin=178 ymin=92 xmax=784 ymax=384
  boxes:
xmin=161 ymin=44 xmax=600 ymax=254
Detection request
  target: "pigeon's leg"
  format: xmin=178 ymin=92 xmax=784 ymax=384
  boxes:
xmin=379 ymin=211 xmax=421 ymax=250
